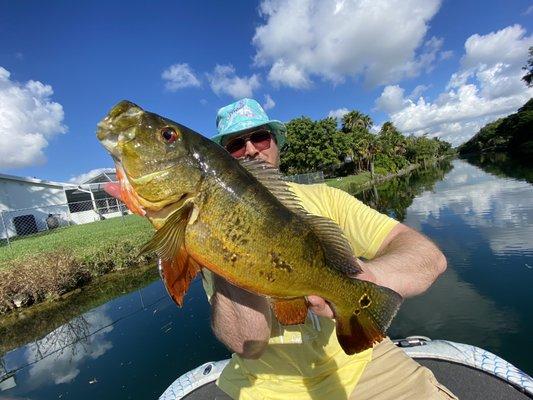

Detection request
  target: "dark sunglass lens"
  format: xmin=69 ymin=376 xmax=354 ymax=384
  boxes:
xmin=225 ymin=138 xmax=246 ymax=155
xmin=250 ymin=131 xmax=272 ymax=150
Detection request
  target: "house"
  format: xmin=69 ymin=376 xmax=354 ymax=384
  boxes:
xmin=0 ymin=169 xmax=124 ymax=241
xmin=0 ymin=173 xmax=74 ymax=239
xmin=64 ymin=169 xmax=126 ymax=225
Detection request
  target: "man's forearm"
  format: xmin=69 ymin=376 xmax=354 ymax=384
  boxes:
xmin=211 ymin=275 xmax=271 ymax=359
xmin=365 ymin=227 xmax=447 ymax=298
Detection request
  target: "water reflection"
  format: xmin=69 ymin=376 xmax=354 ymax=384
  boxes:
xmin=0 ymin=273 xmax=229 ymax=399
xmin=406 ymin=161 xmax=533 ymax=256
xmin=358 ymin=158 xmax=532 ymax=374
xmin=356 ymin=160 xmax=454 ymax=221
xmin=24 ymin=309 xmax=113 ymax=387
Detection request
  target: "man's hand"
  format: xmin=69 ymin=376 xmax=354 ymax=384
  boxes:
xmin=306 ymin=261 xmax=376 ymax=319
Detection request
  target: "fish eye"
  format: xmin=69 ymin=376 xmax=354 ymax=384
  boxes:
xmin=160 ymin=127 xmax=179 ymax=144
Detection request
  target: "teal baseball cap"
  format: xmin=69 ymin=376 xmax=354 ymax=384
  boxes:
xmin=211 ymin=98 xmax=286 ymax=148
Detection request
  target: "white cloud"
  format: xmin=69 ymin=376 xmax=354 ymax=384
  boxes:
xmin=23 ymin=309 xmax=114 ymax=387
xmin=327 ymin=107 xmax=349 ymax=120
xmin=263 ymin=94 xmax=276 ymax=110
xmin=375 ymin=25 xmax=533 ymax=146
xmin=524 ymin=5 xmax=533 ymax=15
xmin=207 ymin=64 xmax=260 ymax=99
xmin=0 ymin=67 xmax=67 ymax=169
xmin=161 ymin=63 xmax=201 ymax=91
xmin=69 ymin=168 xmax=113 ymax=184
xmin=268 ymin=60 xmax=312 ymax=89
xmin=375 ymin=85 xmax=408 ymax=114
xmin=439 ymin=50 xmax=454 ymax=60
xmin=409 ymin=84 xmax=430 ymax=99
xmin=462 ymin=25 xmax=530 ymax=68
xmin=253 ymin=0 xmax=443 ymax=87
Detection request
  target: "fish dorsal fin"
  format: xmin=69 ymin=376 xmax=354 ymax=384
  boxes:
xmin=239 ymin=158 xmax=306 ymax=213
xmin=239 ymin=158 xmax=361 ymax=276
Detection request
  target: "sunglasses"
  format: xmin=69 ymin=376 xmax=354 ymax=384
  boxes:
xmin=224 ymin=129 xmax=273 ymax=158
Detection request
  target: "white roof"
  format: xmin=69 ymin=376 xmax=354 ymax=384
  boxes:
xmin=80 ymin=168 xmax=117 ymax=184
xmin=0 ymin=172 xmax=75 ymax=189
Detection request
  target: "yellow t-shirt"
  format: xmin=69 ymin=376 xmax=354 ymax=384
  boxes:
xmin=203 ymin=183 xmax=398 ymax=400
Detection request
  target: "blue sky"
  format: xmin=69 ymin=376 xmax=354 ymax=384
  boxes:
xmin=0 ymin=0 xmax=532 ymax=183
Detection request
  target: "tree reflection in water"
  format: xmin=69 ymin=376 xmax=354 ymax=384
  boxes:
xmin=355 ymin=160 xmax=454 ymax=221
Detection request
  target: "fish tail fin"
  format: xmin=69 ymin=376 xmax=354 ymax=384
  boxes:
xmin=333 ymin=282 xmax=402 ymax=355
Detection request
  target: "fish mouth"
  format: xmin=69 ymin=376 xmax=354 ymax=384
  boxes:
xmin=97 ymin=100 xmax=144 ymax=157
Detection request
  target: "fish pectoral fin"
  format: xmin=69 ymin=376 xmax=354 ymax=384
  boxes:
xmin=159 ymin=248 xmax=201 ymax=307
xmin=139 ymin=201 xmax=194 ymax=260
xmin=140 ymin=201 xmax=198 ymax=307
xmin=272 ymin=297 xmax=308 ymax=325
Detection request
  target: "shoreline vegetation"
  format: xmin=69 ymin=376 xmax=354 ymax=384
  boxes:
xmin=458 ymin=98 xmax=532 ymax=159
xmin=0 ymin=263 xmax=159 ymax=355
xmin=0 ymin=216 xmax=156 ymax=315
xmin=0 ymin=156 xmax=449 ymax=321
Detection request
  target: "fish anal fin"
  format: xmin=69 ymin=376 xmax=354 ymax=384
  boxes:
xmin=272 ymin=297 xmax=308 ymax=325
xmin=159 ymin=247 xmax=201 ymax=307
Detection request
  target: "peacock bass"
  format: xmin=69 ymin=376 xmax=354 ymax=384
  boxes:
xmin=96 ymin=100 xmax=402 ymax=355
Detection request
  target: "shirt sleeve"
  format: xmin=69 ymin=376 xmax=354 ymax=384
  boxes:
xmin=328 ymin=186 xmax=398 ymax=259
xmin=289 ymin=183 xmax=398 ymax=260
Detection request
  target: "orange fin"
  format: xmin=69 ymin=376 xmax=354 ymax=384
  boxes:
xmin=159 ymin=247 xmax=200 ymax=307
xmin=140 ymin=201 xmax=197 ymax=307
xmin=272 ymin=298 xmax=308 ymax=325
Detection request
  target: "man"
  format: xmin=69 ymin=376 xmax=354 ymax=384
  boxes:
xmin=104 ymin=98 xmax=455 ymax=399
xmin=203 ymin=98 xmax=455 ymax=399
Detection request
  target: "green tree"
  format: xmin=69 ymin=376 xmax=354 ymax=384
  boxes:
xmin=377 ymin=122 xmax=408 ymax=171
xmin=341 ymin=111 xmax=373 ymax=132
xmin=280 ymin=116 xmax=349 ymax=175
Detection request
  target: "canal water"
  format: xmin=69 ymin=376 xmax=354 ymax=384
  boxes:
xmin=1 ymin=158 xmax=532 ymax=399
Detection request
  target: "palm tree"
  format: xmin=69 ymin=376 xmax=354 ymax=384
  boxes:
xmin=342 ymin=111 xmax=374 ymax=132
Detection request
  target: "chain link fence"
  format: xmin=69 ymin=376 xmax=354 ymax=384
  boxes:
xmin=284 ymin=171 xmax=324 ymax=184
xmin=0 ymin=196 xmax=129 ymax=247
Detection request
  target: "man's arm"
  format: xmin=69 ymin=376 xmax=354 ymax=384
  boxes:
xmin=307 ymin=223 xmax=447 ymax=317
xmin=363 ymin=223 xmax=447 ymax=297
xmin=211 ymin=275 xmax=271 ymax=359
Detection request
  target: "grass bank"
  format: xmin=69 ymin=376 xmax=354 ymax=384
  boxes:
xmin=0 ymin=215 xmax=155 ymax=315
xmin=0 ymin=263 xmax=159 ymax=355
xmin=325 ymin=163 xmax=420 ymax=193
